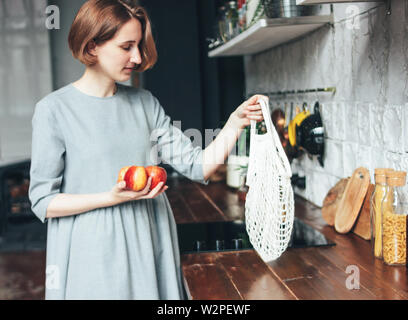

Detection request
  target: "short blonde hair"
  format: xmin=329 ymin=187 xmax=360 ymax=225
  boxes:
xmin=68 ymin=0 xmax=157 ymax=72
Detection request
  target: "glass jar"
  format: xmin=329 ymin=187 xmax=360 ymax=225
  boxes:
xmin=381 ymin=170 xmax=408 ymax=266
xmin=370 ymin=168 xmax=393 ymax=259
xmin=237 ymin=174 xmax=248 ymax=202
xmin=226 ymin=1 xmax=239 ymax=40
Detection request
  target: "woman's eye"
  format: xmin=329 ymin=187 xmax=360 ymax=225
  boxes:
xmin=122 ymin=46 xmax=131 ymax=51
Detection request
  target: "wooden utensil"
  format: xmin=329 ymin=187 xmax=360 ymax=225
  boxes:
xmin=321 ymin=178 xmax=350 ymax=226
xmin=352 ymin=183 xmax=374 ymax=240
xmin=334 ymin=167 xmax=371 ymax=234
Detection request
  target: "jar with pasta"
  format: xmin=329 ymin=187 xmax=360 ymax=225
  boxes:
xmin=381 ymin=171 xmax=407 ymax=266
xmin=370 ymin=168 xmax=393 ymax=259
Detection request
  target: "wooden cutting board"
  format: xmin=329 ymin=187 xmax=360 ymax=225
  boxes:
xmin=352 ymin=183 xmax=374 ymax=240
xmin=334 ymin=167 xmax=371 ymax=234
xmin=322 ymin=178 xmax=350 ymax=226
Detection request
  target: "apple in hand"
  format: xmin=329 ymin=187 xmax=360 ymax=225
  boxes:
xmin=117 ymin=166 xmax=131 ymax=183
xmin=145 ymin=166 xmax=167 ymax=190
xmin=124 ymin=166 xmax=148 ymax=191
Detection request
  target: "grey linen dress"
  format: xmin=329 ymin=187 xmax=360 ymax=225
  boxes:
xmin=28 ymin=83 xmax=208 ymax=300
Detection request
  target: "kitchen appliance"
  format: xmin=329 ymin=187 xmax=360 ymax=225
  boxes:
xmin=0 ymin=160 xmax=47 ymax=252
xmin=261 ymin=0 xmax=314 ymax=19
xmin=177 ymin=218 xmax=335 ymax=254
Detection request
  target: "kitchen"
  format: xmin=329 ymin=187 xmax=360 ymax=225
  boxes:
xmin=0 ymin=0 xmax=407 ymax=302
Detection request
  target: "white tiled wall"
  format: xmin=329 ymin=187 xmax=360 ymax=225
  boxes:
xmin=245 ymin=1 xmax=408 ymax=207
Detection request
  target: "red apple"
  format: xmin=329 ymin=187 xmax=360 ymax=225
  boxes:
xmin=145 ymin=166 xmax=167 ymax=190
xmin=117 ymin=166 xmax=131 ymax=183
xmin=124 ymin=166 xmax=148 ymax=191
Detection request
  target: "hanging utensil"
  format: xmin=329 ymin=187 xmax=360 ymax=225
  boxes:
xmin=284 ymin=102 xmax=304 ymax=161
xmin=288 ymin=101 xmax=310 ymax=147
xmin=295 ymin=101 xmax=325 ymax=167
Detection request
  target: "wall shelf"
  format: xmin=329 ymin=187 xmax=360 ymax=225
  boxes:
xmin=208 ymin=15 xmax=333 ymax=57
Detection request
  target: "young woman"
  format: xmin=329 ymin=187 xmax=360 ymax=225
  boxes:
xmin=29 ymin=0 xmax=266 ymax=300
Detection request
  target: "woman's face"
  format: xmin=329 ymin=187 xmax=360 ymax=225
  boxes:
xmin=93 ymin=18 xmax=143 ymax=82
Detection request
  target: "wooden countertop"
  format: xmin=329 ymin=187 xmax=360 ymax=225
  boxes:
xmin=166 ymin=178 xmax=408 ymax=300
xmin=1 ymin=177 xmax=407 ymax=300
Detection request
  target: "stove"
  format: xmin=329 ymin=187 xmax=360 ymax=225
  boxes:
xmin=176 ymin=218 xmax=335 ymax=254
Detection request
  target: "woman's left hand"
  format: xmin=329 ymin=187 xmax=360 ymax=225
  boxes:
xmin=229 ymin=94 xmax=269 ymax=130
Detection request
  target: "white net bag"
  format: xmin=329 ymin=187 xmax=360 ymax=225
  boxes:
xmin=245 ymin=97 xmax=295 ymax=262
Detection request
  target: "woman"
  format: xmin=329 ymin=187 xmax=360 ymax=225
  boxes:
xmin=29 ymin=0 xmax=266 ymax=300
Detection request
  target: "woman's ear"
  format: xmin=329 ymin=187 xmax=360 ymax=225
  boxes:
xmin=87 ymin=40 xmax=97 ymax=57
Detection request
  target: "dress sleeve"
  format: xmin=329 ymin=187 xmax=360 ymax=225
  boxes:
xmin=28 ymin=101 xmax=65 ymax=223
xmin=149 ymin=94 xmax=208 ymax=185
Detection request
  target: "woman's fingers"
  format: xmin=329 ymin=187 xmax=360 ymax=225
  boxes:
xmin=117 ymin=180 xmax=126 ymax=190
xmin=246 ymin=94 xmax=267 ymax=105
xmin=115 ymin=178 xmax=168 ymax=200
xmin=243 ymin=95 xmax=268 ymax=122
xmin=141 ymin=177 xmax=152 ymax=194
xmin=140 ymin=182 xmax=167 ymax=199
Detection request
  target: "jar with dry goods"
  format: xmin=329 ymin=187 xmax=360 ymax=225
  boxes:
xmin=381 ymin=171 xmax=407 ymax=266
xmin=370 ymin=168 xmax=393 ymax=259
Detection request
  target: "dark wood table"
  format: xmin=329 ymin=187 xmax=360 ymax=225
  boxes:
xmin=167 ymin=178 xmax=408 ymax=300
xmin=1 ymin=177 xmax=407 ymax=300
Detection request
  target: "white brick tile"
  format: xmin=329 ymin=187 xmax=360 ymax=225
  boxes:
xmin=400 ymin=153 xmax=408 ymax=174
xmin=321 ymin=102 xmax=334 ymax=139
xmin=324 ymin=139 xmax=343 ymax=177
xmin=404 ymin=103 xmax=408 ymax=153
xmin=357 ymin=101 xmax=370 ymax=146
xmin=383 ymin=104 xmax=403 ymax=153
xmin=344 ymin=101 xmax=359 ymax=143
xmin=298 ymin=152 xmax=314 ymax=170
xmin=343 ymin=142 xmax=358 ymax=177
xmin=385 ymin=151 xmax=403 ymax=171
xmin=332 ymin=101 xmax=346 ymax=141
xmin=369 ymin=103 xmax=385 ymax=148
xmin=356 ymin=145 xmax=372 ymax=175
xmin=370 ymin=147 xmax=388 ymax=182
xmin=309 ymin=171 xmax=338 ymax=207
xmin=304 ymin=170 xmax=315 ymax=205
xmin=290 ymin=158 xmax=303 ymax=175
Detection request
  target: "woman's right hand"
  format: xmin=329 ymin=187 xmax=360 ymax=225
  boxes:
xmin=110 ymin=177 xmax=168 ymax=204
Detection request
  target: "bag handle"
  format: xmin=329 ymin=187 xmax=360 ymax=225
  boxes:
xmin=250 ymin=97 xmax=292 ymax=176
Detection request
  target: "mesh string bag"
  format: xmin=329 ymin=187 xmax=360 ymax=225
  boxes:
xmin=245 ymin=97 xmax=295 ymax=262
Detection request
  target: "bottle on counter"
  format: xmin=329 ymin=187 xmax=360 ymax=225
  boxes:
xmin=216 ymin=5 xmax=228 ymax=44
xmin=226 ymin=1 xmax=239 ymax=40
xmin=381 ymin=170 xmax=407 ymax=266
xmin=370 ymin=168 xmax=393 ymax=259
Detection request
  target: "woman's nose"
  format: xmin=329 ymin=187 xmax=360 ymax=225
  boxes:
xmin=130 ymin=47 xmax=142 ymax=65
